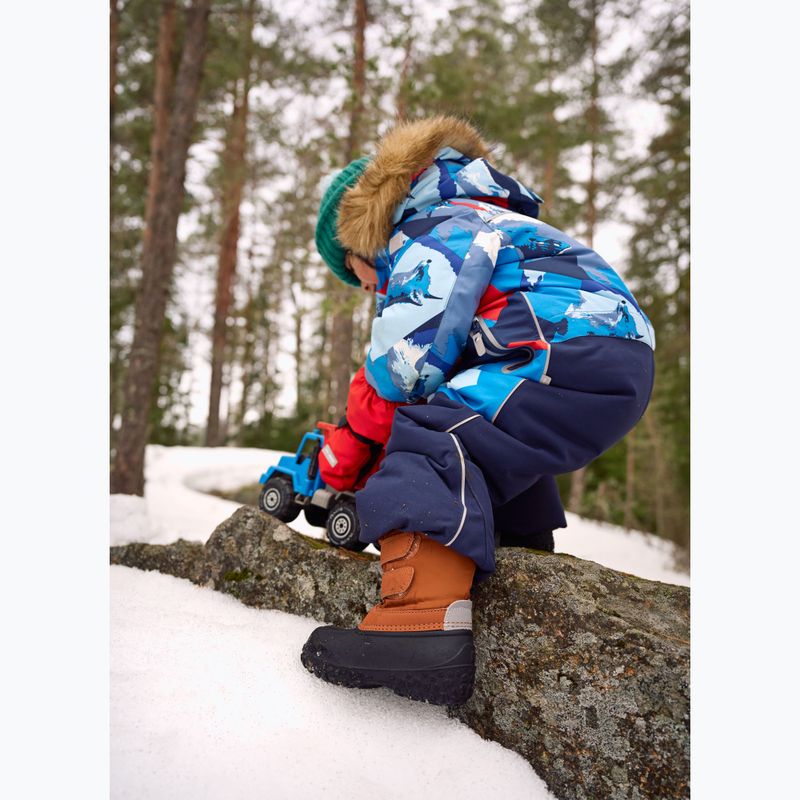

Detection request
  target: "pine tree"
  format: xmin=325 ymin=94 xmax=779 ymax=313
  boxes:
xmin=626 ymin=2 xmax=690 ymax=547
xmin=400 ymin=0 xmax=515 ymax=136
xmin=142 ymin=1 xmax=178 ymax=255
xmin=206 ymin=0 xmax=257 ymax=446
xmin=325 ymin=0 xmax=370 ymax=422
xmin=112 ymin=0 xmax=213 ymax=495
xmin=111 ymin=0 xmax=163 ymax=450
xmin=400 ymin=0 xmax=584 ymax=227
xmin=110 ymin=0 xmax=121 ymax=135
xmin=534 ymin=0 xmax=635 ymax=512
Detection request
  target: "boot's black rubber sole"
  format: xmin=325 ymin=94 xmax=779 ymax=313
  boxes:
xmin=300 ymin=626 xmax=475 ymax=706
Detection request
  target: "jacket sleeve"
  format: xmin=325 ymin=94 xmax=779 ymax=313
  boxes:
xmin=364 ymin=210 xmax=503 ymax=402
xmin=318 ymin=367 xmax=406 ymax=492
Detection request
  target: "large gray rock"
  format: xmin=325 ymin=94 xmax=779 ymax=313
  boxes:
xmin=110 ymin=505 xmax=689 ymax=800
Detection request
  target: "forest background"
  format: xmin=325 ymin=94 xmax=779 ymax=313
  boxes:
xmin=109 ymin=0 xmax=690 ymax=552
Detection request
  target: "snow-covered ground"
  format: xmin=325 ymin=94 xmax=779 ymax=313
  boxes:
xmin=111 ymin=566 xmax=552 ymax=800
xmin=110 ymin=444 xmax=688 ymax=799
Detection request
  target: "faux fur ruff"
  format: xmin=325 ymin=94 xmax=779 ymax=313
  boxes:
xmin=336 ymin=116 xmax=491 ymax=258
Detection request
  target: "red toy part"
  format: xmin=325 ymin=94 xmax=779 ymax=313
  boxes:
xmin=315 ymin=420 xmax=337 ymax=439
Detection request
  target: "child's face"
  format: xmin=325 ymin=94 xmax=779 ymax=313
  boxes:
xmin=346 ymin=252 xmax=378 ymax=294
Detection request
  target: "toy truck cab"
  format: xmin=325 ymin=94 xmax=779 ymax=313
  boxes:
xmin=257 ymin=423 xmax=364 ymax=551
xmin=259 ymin=430 xmax=325 ymax=498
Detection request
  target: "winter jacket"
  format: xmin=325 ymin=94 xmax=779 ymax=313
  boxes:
xmin=319 ymin=116 xmax=654 ymax=489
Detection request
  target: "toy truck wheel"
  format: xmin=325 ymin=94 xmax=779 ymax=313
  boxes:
xmin=303 ymin=505 xmax=328 ymax=528
xmin=326 ymin=499 xmax=366 ymax=551
xmin=259 ymin=475 xmax=300 ymax=523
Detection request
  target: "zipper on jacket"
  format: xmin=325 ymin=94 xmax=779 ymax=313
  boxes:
xmin=470 ymin=317 xmax=525 ymax=373
xmin=470 ymin=326 xmax=486 ymax=356
xmin=469 ymin=315 xmax=550 ymax=382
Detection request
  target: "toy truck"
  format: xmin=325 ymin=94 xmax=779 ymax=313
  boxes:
xmin=257 ymin=423 xmax=366 ymax=552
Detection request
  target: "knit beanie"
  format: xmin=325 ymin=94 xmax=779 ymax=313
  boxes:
xmin=315 ymin=157 xmax=370 ymax=287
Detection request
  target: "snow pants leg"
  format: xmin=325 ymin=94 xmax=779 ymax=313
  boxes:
xmin=355 ymin=337 xmax=654 ymax=576
xmin=492 ymin=476 xmax=567 ymax=540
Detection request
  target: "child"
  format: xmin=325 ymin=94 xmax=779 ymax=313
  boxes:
xmin=301 ymin=116 xmax=655 ymax=706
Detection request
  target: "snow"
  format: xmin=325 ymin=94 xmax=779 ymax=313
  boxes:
xmin=111 ymin=566 xmax=552 ymax=799
xmin=558 ymin=513 xmax=688 ymax=587
xmin=110 ymin=444 xmax=688 ymax=798
xmin=109 ymin=494 xmax=154 ymax=545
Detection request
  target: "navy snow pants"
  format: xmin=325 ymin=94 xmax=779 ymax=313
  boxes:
xmin=355 ymin=337 xmax=655 ymax=576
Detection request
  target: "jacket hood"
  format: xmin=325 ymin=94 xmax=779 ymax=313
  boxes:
xmin=336 ymin=116 xmax=492 ymax=258
xmin=337 ymin=116 xmax=545 ymax=259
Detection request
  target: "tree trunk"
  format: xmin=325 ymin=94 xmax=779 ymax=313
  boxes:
xmin=206 ymin=0 xmax=256 ymax=446
xmin=326 ymin=280 xmax=355 ymax=420
xmin=326 ymin=0 xmax=369 ymax=421
xmin=542 ymin=55 xmax=557 ymax=219
xmin=219 ymin=359 xmax=233 ymax=443
xmin=344 ymin=0 xmax=368 ymax=164
xmin=624 ymin=427 xmax=636 ymax=529
xmin=261 ymin=326 xmax=276 ymax=421
xmin=143 ymin=0 xmax=178 ymax=254
xmin=584 ymin=0 xmax=599 ymax=250
xmin=110 ymin=0 xmax=121 ymax=134
xmin=259 ymin=268 xmax=276 ymax=422
xmin=568 ymin=2 xmax=600 ymax=513
xmin=234 ymin=269 xmax=257 ymax=438
xmin=319 ymin=309 xmax=332 ymax=418
xmin=112 ymin=0 xmax=178 ymax=453
xmin=110 ymin=0 xmax=122 ymax=448
xmin=643 ymin=409 xmax=668 ymax=538
xmin=111 ymin=0 xmax=212 ymax=495
xmin=290 ymin=281 xmax=303 ymax=418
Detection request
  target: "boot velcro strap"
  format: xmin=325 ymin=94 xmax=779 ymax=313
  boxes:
xmin=379 ymin=532 xmax=417 ymax=566
xmin=381 ymin=566 xmax=414 ymax=600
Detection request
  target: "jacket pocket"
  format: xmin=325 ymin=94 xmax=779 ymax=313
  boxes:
xmin=467 ymin=293 xmax=552 ymax=385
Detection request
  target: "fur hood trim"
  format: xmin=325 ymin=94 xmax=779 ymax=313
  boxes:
xmin=336 ymin=116 xmax=491 ymax=258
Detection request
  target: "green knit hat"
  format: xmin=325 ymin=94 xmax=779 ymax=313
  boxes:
xmin=315 ymin=156 xmax=370 ymax=287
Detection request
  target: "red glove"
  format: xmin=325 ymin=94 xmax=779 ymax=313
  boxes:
xmin=318 ymin=367 xmax=406 ymax=492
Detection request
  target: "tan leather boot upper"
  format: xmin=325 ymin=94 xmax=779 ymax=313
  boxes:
xmin=359 ymin=531 xmax=476 ymax=632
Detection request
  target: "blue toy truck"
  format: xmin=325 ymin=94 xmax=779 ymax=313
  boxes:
xmin=258 ymin=423 xmax=366 ymax=551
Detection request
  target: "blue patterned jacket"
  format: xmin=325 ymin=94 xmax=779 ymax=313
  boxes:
xmin=334 ymin=120 xmax=655 ymax=424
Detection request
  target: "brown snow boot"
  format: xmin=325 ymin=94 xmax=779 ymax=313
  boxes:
xmin=300 ymin=531 xmax=477 ymax=705
xmin=359 ymin=531 xmax=475 ymax=631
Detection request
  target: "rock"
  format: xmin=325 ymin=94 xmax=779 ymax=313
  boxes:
xmin=110 ymin=505 xmax=689 ymax=800
xmin=460 ymin=546 xmax=689 ymax=800
xmin=111 ymin=504 xmax=381 ymax=624
xmin=110 ymin=538 xmax=206 ymax=582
